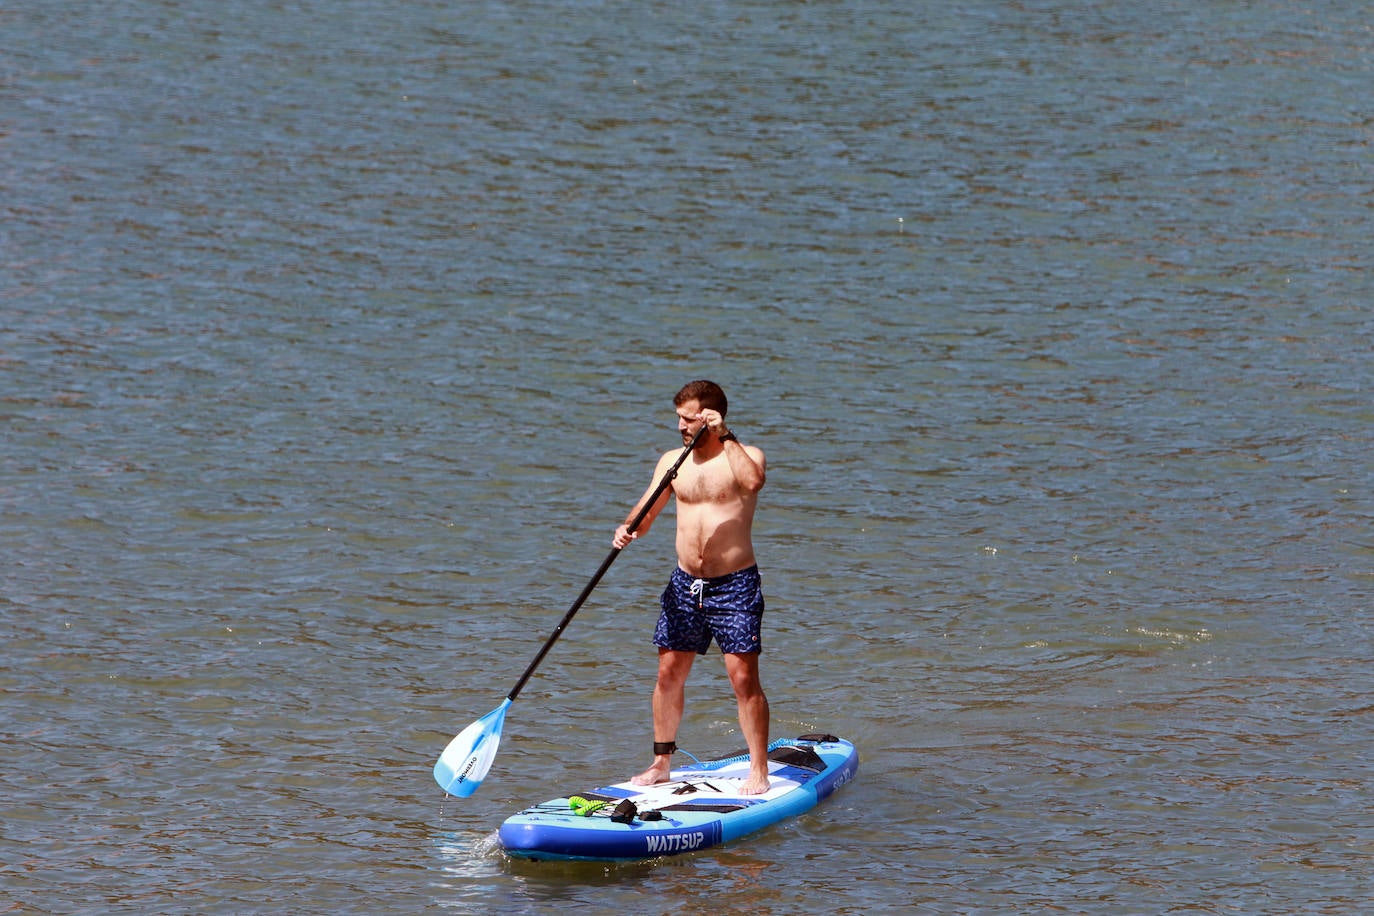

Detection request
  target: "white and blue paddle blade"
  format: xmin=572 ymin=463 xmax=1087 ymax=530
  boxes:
xmin=434 ymin=698 xmax=512 ymax=797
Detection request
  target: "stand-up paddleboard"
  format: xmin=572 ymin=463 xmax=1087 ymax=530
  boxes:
xmin=499 ymin=734 xmax=858 ymax=861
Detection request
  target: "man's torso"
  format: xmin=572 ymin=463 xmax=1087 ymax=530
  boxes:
xmin=670 ymin=449 xmax=760 ymax=578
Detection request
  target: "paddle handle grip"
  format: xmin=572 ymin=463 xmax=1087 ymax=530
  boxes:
xmin=506 ymin=424 xmax=708 ymax=702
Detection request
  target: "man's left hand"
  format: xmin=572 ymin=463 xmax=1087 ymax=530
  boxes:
xmin=698 ymin=409 xmax=728 ymax=439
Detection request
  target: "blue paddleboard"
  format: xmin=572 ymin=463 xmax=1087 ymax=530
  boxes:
xmin=498 ymin=734 xmax=858 ymax=861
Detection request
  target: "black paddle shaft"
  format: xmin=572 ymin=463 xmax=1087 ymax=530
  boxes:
xmin=505 ymin=424 xmax=709 ymax=702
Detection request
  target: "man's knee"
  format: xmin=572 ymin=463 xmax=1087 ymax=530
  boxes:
xmin=724 ymin=652 xmax=764 ymax=695
xmin=656 ymin=649 xmax=696 ymax=685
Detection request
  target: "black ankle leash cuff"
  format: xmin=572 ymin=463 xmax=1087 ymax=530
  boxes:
xmin=653 ymin=741 xmax=677 ymax=757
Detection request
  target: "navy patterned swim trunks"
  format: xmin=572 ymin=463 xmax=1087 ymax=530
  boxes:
xmin=655 ymin=565 xmax=765 ymax=655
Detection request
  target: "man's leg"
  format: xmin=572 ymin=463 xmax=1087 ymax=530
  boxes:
xmin=631 ymin=648 xmax=696 ymax=786
xmin=724 ymin=650 xmax=770 ymax=795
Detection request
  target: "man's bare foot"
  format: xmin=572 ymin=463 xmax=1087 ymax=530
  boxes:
xmin=739 ymin=771 xmax=771 ymax=796
xmin=630 ymin=759 xmax=673 ymax=787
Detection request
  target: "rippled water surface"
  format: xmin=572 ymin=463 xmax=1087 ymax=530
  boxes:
xmin=4 ymin=1 xmax=1371 ymax=913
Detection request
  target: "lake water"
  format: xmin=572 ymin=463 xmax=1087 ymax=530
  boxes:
xmin=3 ymin=1 xmax=1371 ymax=913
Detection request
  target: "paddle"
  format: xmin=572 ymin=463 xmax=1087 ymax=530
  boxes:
xmin=433 ymin=423 xmax=709 ymax=797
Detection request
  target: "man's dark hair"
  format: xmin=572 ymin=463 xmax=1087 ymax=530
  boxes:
xmin=674 ymin=379 xmax=728 ymax=417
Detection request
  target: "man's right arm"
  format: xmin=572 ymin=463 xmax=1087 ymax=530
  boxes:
xmin=612 ymin=452 xmax=675 ymax=549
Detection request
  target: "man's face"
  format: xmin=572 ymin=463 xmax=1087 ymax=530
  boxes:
xmin=676 ymin=399 xmax=704 ymax=443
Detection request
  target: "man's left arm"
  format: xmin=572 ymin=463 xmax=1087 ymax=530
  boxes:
xmin=722 ymin=438 xmax=766 ymax=492
xmin=714 ymin=431 xmax=769 ymax=494
xmin=702 ymin=408 xmax=766 ymax=491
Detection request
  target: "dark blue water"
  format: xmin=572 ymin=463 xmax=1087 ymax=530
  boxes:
xmin=4 ymin=1 xmax=1370 ymax=912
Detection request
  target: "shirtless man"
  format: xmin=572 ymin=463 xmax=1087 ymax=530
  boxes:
xmin=612 ymin=380 xmax=771 ymax=795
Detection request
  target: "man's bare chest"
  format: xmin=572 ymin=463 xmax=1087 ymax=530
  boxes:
xmin=673 ymin=464 xmax=739 ymax=506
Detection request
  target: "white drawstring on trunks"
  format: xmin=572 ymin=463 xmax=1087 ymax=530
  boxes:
xmin=689 ymin=578 xmax=706 ymax=609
